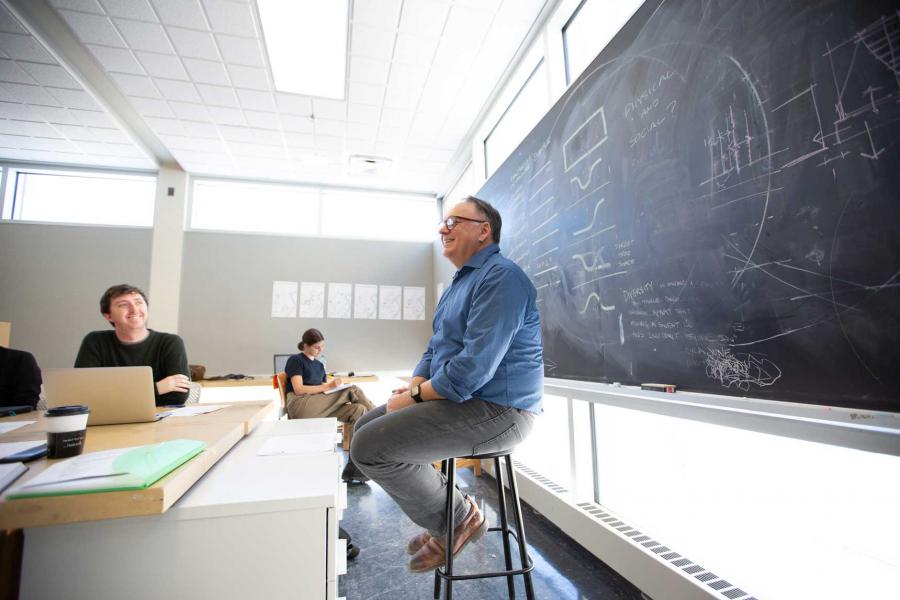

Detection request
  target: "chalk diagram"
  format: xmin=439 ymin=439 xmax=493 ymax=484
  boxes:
xmin=490 ymin=4 xmax=900 ymax=400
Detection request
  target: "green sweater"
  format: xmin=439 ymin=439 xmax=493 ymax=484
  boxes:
xmin=74 ymin=330 xmax=190 ymax=405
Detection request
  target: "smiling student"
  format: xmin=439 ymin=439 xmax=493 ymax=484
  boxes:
xmin=74 ymin=284 xmax=190 ymax=406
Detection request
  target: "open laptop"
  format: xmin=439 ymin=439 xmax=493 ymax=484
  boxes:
xmin=273 ymin=353 xmax=292 ymax=374
xmin=44 ymin=367 xmax=158 ymax=426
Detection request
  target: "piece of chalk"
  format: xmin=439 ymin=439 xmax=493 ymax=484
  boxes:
xmin=641 ymin=383 xmax=676 ymax=393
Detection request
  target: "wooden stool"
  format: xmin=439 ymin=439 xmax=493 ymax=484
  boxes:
xmin=433 ymin=450 xmax=534 ymax=600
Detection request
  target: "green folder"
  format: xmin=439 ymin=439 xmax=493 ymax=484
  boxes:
xmin=7 ymin=439 xmax=205 ymax=499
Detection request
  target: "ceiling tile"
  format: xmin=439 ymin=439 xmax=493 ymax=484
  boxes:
xmin=226 ymin=63 xmax=268 ymax=90
xmin=151 ymin=0 xmax=208 ymax=29
xmin=142 ymin=115 xmax=186 ymax=135
xmin=181 ymin=120 xmax=219 ymax=138
xmin=244 ymin=109 xmax=278 ymax=129
xmin=284 ymin=131 xmax=313 ymax=148
xmin=182 ymin=57 xmax=229 ymax=85
xmin=99 ymin=0 xmax=157 ymax=21
xmin=52 ymin=123 xmax=93 ymax=140
xmin=0 ymin=59 xmax=37 ymax=85
xmin=0 ymin=8 xmax=27 ymax=36
xmin=203 ymin=0 xmax=256 ymax=37
xmin=2 ymin=82 xmax=62 ymax=106
xmin=129 ymin=95 xmax=174 ymax=117
xmin=135 ymin=51 xmax=189 ymax=79
xmin=376 ymin=125 xmax=406 ymax=144
xmin=169 ymin=100 xmax=209 ymax=120
xmin=59 ymin=10 xmax=126 ymax=47
xmin=88 ymin=126 xmax=130 ymax=143
xmin=33 ymin=105 xmax=82 ymax=125
xmin=399 ymin=0 xmax=449 ymax=37
xmin=346 ymin=121 xmax=377 ymax=140
xmin=50 ymin=0 xmax=105 ymax=14
xmin=71 ymin=108 xmax=116 ymax=127
xmin=314 ymin=118 xmax=346 ymax=137
xmin=348 ymin=81 xmax=383 ymax=106
xmin=314 ymin=134 xmax=344 ymax=151
xmin=0 ymin=119 xmax=63 ymax=138
xmin=351 ymin=25 xmax=395 ymax=61
xmin=196 ymin=83 xmax=238 ymax=107
xmin=393 ymin=33 xmax=439 ymax=67
xmin=19 ymin=62 xmax=81 ymax=89
xmin=352 ymin=0 xmax=401 ymax=29
xmin=311 ymin=98 xmax=347 ymax=120
xmin=274 ymin=93 xmax=310 ymax=115
xmin=349 ymin=56 xmax=390 ymax=86
xmin=88 ymin=44 xmax=145 ymax=74
xmin=236 ymin=88 xmax=274 ymax=111
xmin=111 ymin=72 xmax=161 ymax=97
xmin=0 ymin=34 xmax=55 ymax=64
xmin=168 ymin=27 xmax=219 ymax=61
xmin=443 ymin=4 xmax=494 ymax=45
xmin=216 ymin=34 xmax=263 ymax=67
xmin=250 ymin=127 xmax=282 ymax=146
xmin=207 ymin=104 xmax=245 ymax=125
xmin=431 ymin=36 xmax=478 ymax=75
xmin=380 ymin=107 xmax=414 ymax=130
xmin=218 ymin=124 xmax=250 ymax=142
xmin=280 ymin=114 xmax=313 ymax=133
xmin=0 ymin=101 xmax=40 ymax=120
xmin=383 ymin=83 xmax=420 ymax=110
xmin=348 ymin=102 xmax=379 ymax=124
xmin=114 ymin=19 xmax=174 ymax=53
xmin=387 ymin=62 xmax=428 ymax=92
xmin=156 ymin=78 xmax=201 ymax=102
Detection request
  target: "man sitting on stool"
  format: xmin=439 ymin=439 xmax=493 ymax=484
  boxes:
xmin=350 ymin=196 xmax=543 ymax=572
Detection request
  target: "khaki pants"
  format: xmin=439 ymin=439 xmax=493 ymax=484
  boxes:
xmin=285 ymin=385 xmax=374 ymax=425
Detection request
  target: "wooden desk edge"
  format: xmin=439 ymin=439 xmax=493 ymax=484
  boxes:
xmin=0 ymin=401 xmax=271 ymax=529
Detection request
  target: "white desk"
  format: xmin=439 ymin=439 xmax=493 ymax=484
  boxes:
xmin=19 ymin=418 xmax=346 ymax=600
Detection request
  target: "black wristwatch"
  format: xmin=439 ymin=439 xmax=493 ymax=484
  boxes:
xmin=410 ymin=384 xmax=424 ymax=403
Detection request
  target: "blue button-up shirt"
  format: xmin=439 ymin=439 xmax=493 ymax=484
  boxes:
xmin=414 ymin=244 xmax=543 ymax=413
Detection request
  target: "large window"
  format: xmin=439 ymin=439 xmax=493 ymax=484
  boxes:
xmin=190 ymin=179 xmax=437 ymax=242
xmin=562 ymin=0 xmax=643 ymax=85
xmin=1 ymin=167 xmax=155 ymax=226
xmin=483 ymin=59 xmax=549 ymax=177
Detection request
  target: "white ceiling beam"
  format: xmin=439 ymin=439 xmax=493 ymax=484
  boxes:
xmin=4 ymin=0 xmax=179 ymax=169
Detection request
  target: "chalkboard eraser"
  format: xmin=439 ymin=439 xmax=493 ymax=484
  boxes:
xmin=641 ymin=383 xmax=676 ymax=393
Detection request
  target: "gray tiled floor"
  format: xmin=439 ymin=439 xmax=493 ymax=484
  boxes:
xmin=338 ymin=453 xmax=645 ymax=600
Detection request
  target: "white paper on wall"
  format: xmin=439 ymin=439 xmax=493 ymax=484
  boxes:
xmin=379 ymin=285 xmax=402 ymax=320
xmin=354 ymin=284 xmax=378 ymax=319
xmin=299 ymin=282 xmax=325 ymax=318
xmin=271 ymin=281 xmax=298 ymax=318
xmin=327 ymin=283 xmax=352 ymax=319
xmin=403 ymin=286 xmax=426 ymax=320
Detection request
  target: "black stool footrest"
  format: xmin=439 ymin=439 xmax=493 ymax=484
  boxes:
xmin=435 ymin=560 xmax=534 ymax=582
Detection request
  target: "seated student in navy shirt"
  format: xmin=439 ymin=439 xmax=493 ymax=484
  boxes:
xmin=284 ymin=328 xmax=374 ymax=482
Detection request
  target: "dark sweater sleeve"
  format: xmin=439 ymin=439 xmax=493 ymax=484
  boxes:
xmin=155 ymin=334 xmax=190 ymax=406
xmin=3 ymin=350 xmax=42 ymax=408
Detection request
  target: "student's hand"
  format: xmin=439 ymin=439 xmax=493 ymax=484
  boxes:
xmin=329 ymin=377 xmax=344 ymax=388
xmin=157 ymin=374 xmax=191 ymax=395
xmin=386 ymin=391 xmax=415 ymax=413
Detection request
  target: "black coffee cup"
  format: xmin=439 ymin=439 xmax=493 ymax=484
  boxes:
xmin=44 ymin=405 xmax=90 ymax=459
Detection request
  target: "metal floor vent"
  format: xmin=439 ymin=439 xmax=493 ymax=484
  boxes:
xmin=575 ymin=502 xmax=756 ymax=600
xmin=511 ymin=460 xmax=568 ymax=494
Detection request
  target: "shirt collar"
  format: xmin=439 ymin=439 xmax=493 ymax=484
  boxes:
xmin=461 ymin=243 xmax=500 ymax=270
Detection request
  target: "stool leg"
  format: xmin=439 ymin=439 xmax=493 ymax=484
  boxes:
xmin=505 ymin=456 xmax=535 ymax=600
xmin=434 ymin=459 xmax=449 ymax=600
xmin=494 ymin=456 xmax=516 ymax=600
xmin=444 ymin=458 xmax=457 ymax=600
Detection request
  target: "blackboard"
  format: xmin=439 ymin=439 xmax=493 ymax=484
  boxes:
xmin=478 ymin=0 xmax=900 ymax=412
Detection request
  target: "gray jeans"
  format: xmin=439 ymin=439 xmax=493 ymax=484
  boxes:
xmin=349 ymin=398 xmax=535 ymax=536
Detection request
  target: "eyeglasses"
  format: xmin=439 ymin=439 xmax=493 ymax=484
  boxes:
xmin=440 ymin=215 xmax=486 ymax=230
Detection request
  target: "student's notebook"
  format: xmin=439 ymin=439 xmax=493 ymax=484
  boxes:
xmin=7 ymin=439 xmax=205 ymax=499
xmin=0 ymin=462 xmax=28 ymax=494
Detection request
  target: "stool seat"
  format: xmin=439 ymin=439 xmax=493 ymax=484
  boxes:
xmin=433 ymin=450 xmax=534 ymax=600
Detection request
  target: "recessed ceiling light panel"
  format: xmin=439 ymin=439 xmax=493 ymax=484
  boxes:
xmin=257 ymin=0 xmax=349 ymax=99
